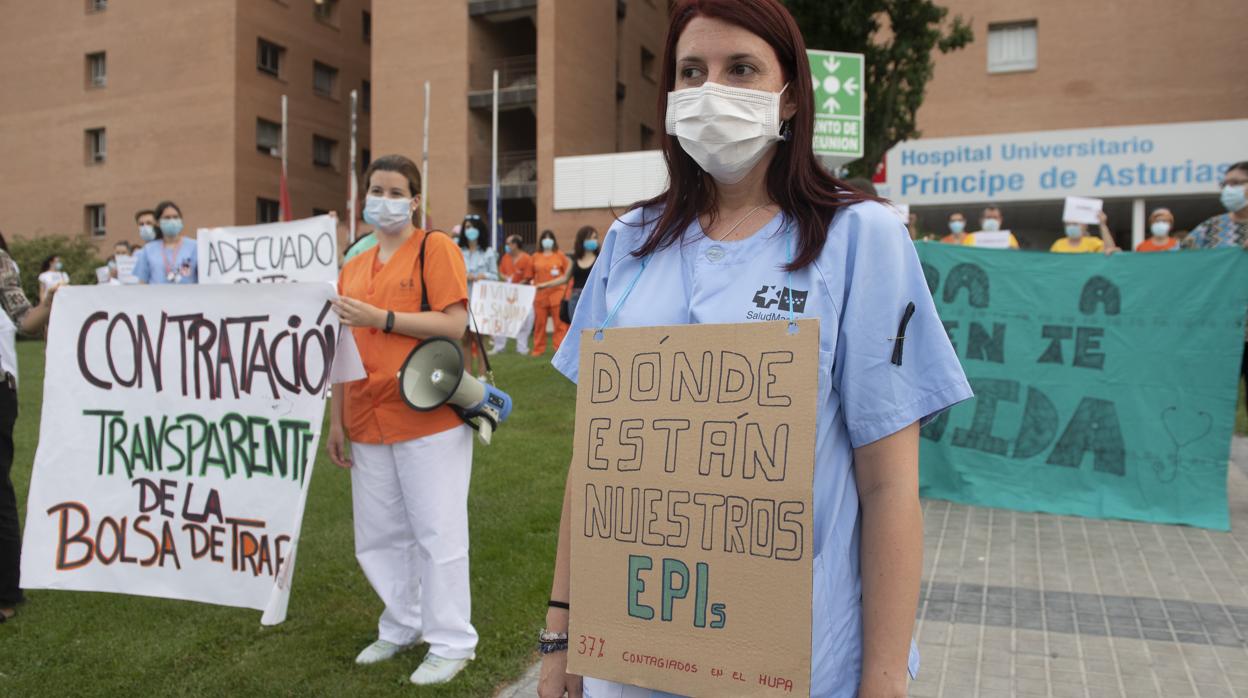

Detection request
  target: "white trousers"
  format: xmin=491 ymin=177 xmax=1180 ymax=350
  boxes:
xmin=493 ymin=307 xmax=534 ymax=353
xmin=351 ymin=425 xmax=478 ymax=659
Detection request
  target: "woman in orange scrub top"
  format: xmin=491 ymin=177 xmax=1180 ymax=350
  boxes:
xmin=328 ymin=154 xmax=478 ymax=686
xmin=529 ymin=229 xmax=571 ymax=356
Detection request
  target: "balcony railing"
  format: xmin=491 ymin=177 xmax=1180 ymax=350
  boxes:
xmin=468 ymin=0 xmax=537 ymax=19
xmin=471 ymin=55 xmax=536 ymax=93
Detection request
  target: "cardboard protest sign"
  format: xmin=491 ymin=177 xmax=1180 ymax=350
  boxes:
xmin=21 ymin=284 xmax=360 ymax=623
xmin=198 ymin=215 xmax=338 ymax=284
xmin=568 ymin=320 xmax=818 ymax=696
xmin=915 ymin=245 xmax=1248 ymax=530
xmin=972 ymin=231 xmax=1013 ymax=249
xmin=470 ymin=281 xmax=536 ymax=338
xmin=1062 ymin=196 xmax=1104 ymax=225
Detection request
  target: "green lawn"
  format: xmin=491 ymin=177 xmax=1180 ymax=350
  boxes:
xmin=4 ymin=340 xmax=1248 ymax=696
xmin=4 ymin=340 xmax=575 ymax=697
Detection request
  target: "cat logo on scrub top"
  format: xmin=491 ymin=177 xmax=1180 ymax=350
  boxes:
xmin=751 ymin=284 xmax=808 ymax=313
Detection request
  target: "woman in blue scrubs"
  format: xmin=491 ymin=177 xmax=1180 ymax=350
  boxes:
xmin=538 ymin=1 xmax=971 ymax=697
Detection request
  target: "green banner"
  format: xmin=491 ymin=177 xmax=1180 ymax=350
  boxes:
xmin=915 ymin=244 xmax=1248 ymax=530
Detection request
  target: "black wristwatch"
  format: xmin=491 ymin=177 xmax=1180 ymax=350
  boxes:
xmin=383 ymin=310 xmax=395 ymax=334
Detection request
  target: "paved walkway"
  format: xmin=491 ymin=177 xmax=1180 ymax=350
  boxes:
xmin=500 ymin=438 xmax=1248 ymax=697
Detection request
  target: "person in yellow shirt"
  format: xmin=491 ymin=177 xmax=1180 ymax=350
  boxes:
xmin=963 ymin=206 xmax=1021 ymax=248
xmin=1050 ymin=211 xmax=1117 ymax=253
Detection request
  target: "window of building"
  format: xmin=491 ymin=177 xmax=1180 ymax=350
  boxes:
xmin=640 ymin=124 xmax=656 ymax=150
xmin=258 ymin=38 xmax=285 ymax=77
xmin=361 ymin=147 xmax=371 ymax=173
xmin=87 ymin=0 xmax=107 ymax=13
xmin=257 ymin=198 xmax=281 ymax=224
xmin=86 ymin=204 xmax=107 ymax=237
xmin=86 ymin=52 xmax=106 ymax=88
xmin=314 ymin=0 xmax=339 ymax=24
xmin=256 ymin=118 xmax=281 ymax=156
xmin=361 ymin=80 xmax=371 ymax=113
xmin=362 ymin=11 xmax=372 ymax=43
xmin=313 ymin=61 xmax=339 ymax=98
xmin=987 ymin=21 xmax=1038 ymax=74
xmin=641 ymin=46 xmax=657 ymax=82
xmin=86 ymin=128 xmax=106 ymax=164
xmin=313 ymin=135 xmax=338 ymax=169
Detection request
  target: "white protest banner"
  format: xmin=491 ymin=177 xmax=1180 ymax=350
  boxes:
xmin=470 ymin=281 xmax=536 ymax=339
xmin=568 ymin=320 xmax=818 ymax=696
xmin=116 ymin=254 xmax=139 ymax=284
xmin=973 ymin=231 xmax=1013 ymax=249
xmin=198 ymin=215 xmax=338 ymax=284
xmin=20 ymin=284 xmax=359 ymax=624
xmin=1062 ymin=196 xmax=1103 ymax=225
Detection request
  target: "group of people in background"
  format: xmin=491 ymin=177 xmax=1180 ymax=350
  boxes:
xmin=441 ymin=218 xmax=602 ymax=366
xmin=902 ymin=161 xmax=1248 ymax=256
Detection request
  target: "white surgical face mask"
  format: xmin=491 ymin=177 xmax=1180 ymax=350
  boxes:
xmin=665 ymin=82 xmax=787 ymax=184
xmin=948 ymin=221 xmax=965 ymax=234
xmin=1150 ymin=221 xmax=1171 ymax=237
xmin=981 ymin=218 xmax=1001 ymax=232
xmin=363 ymin=195 xmax=413 ymax=235
xmin=139 ymin=224 xmax=156 ymax=242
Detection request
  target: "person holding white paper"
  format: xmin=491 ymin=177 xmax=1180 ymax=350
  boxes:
xmin=537 ymin=1 xmax=973 ymax=696
xmin=1051 ymin=211 xmax=1115 ymax=254
xmin=328 ymin=154 xmax=478 ymax=686
xmin=963 ymin=205 xmax=1020 ymax=248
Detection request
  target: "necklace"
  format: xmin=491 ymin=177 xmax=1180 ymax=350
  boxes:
xmin=711 ymin=203 xmax=771 ymax=242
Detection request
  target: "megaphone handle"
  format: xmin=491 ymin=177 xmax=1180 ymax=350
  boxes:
xmin=477 ymin=419 xmax=494 ymax=445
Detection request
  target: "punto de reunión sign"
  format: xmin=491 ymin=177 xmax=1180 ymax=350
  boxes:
xmin=884 ymin=119 xmax=1248 ymax=205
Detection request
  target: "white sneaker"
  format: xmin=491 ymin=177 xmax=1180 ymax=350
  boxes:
xmin=354 ymin=639 xmax=409 ymax=665
xmin=409 ymin=652 xmax=474 ymax=685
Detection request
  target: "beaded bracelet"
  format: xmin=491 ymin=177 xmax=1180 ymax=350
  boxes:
xmin=538 ymin=629 xmax=569 ymax=655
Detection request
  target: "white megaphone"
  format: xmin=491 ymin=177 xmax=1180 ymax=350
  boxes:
xmin=397 ymin=337 xmax=514 ymax=445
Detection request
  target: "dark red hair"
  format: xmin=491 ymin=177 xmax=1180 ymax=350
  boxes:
xmin=630 ymin=0 xmax=872 ymax=271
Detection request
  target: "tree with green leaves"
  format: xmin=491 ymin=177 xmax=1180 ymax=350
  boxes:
xmin=784 ymin=0 xmax=973 ymax=177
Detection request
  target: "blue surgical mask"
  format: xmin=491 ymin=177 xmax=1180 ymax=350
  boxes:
xmin=948 ymin=221 xmax=965 ymax=234
xmin=541 ymin=238 xmax=554 ymax=251
xmin=465 ymin=228 xmax=480 ymax=242
xmin=504 ymin=244 xmax=512 ymax=254
xmin=1221 ymin=184 xmax=1247 ymax=213
xmin=1150 ymin=221 xmax=1171 ymax=237
xmin=160 ymin=218 xmax=183 ymax=237
xmin=981 ymin=218 xmax=1001 ymax=232
xmin=363 ymin=195 xmax=412 ymax=235
xmin=584 ymin=239 xmax=599 ymax=252
xmin=139 ymin=224 xmax=156 ymax=242
xmin=1064 ymin=224 xmax=1082 ymax=238
xmin=53 ymin=261 xmax=64 ymax=271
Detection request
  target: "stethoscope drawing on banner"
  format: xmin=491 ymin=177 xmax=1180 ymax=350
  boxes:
xmin=1154 ymin=406 xmax=1213 ymax=484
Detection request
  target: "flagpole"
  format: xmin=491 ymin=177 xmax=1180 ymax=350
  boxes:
xmin=348 ymin=89 xmax=358 ymax=243
xmin=491 ymin=69 xmax=499 ymax=249
xmin=421 ymin=80 xmax=430 ymax=229
xmin=280 ymin=94 xmax=288 ymax=220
